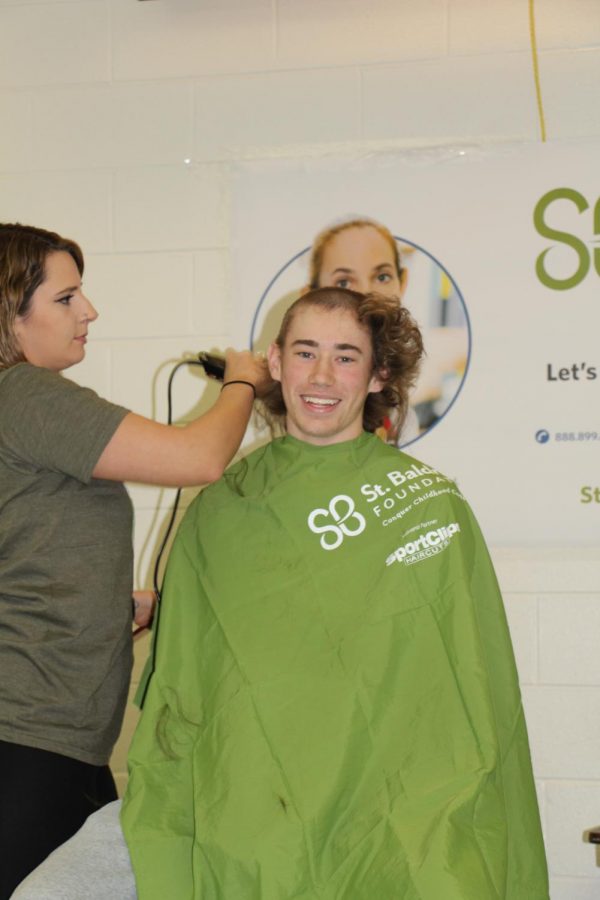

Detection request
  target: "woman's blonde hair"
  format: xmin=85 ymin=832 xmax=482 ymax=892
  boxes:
xmin=0 ymin=223 xmax=84 ymax=369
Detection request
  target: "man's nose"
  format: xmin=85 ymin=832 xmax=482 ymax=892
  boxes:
xmin=309 ymin=356 xmax=334 ymax=384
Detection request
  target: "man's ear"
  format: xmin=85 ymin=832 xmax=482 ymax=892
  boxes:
xmin=267 ymin=342 xmax=282 ymax=382
xmin=368 ymin=368 xmax=387 ymax=395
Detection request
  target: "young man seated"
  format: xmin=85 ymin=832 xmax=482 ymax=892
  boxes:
xmin=14 ymin=288 xmax=549 ymax=900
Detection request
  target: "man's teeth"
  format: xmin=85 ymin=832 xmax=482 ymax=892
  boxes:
xmin=304 ymin=396 xmax=337 ymax=406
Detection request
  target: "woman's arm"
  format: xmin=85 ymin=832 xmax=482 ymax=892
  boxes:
xmin=92 ymin=349 xmax=268 ymax=487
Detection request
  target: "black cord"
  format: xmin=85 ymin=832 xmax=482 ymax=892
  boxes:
xmin=138 ymin=358 xmax=204 ymax=708
xmin=151 ymin=359 xmax=205 ymax=599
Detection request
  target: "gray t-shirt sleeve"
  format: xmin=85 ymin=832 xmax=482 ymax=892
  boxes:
xmin=0 ymin=364 xmax=129 ymax=483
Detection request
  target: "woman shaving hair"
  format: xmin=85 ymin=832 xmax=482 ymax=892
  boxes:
xmin=0 ymin=222 xmax=269 ymax=898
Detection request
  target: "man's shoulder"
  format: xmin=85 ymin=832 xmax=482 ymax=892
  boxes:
xmin=186 ymin=440 xmax=275 ymax=510
xmin=364 ymin=437 xmax=454 ymax=482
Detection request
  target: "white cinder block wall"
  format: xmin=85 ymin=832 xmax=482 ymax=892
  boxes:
xmin=1 ymin=1 xmax=599 ymax=897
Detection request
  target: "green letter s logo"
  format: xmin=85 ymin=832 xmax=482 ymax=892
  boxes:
xmin=534 ymin=188 xmax=590 ymax=290
xmin=595 ymin=196 xmax=600 ymax=277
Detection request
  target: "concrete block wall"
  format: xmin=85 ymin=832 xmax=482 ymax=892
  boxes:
xmin=1 ymin=1 xmax=599 ymax=895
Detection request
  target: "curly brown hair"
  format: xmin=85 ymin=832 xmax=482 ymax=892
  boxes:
xmin=0 ymin=223 xmax=84 ymax=370
xmin=260 ymin=287 xmax=423 ymax=434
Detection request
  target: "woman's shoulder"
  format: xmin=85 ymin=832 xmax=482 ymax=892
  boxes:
xmin=0 ymin=362 xmax=71 ymax=395
xmin=0 ymin=361 xmax=43 ymax=383
xmin=0 ymin=364 xmax=56 ymax=417
xmin=0 ymin=365 xmax=98 ymax=426
xmin=0 ymin=363 xmax=119 ymax=415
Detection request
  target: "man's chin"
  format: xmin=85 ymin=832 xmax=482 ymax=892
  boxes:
xmin=288 ymin=420 xmax=361 ymax=447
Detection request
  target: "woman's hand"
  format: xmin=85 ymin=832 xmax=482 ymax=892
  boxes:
xmin=132 ymin=590 xmax=157 ymax=630
xmin=223 ymin=348 xmax=271 ymax=399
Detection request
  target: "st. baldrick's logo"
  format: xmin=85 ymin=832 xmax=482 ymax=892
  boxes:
xmin=307 ymin=494 xmax=366 ymax=550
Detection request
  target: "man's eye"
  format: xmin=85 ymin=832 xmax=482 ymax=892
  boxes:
xmin=297 ymin=351 xmax=313 ymax=359
xmin=338 ymin=356 xmax=355 ymax=364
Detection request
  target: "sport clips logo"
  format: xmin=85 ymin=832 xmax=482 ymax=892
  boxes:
xmin=386 ymin=523 xmax=460 ymax=567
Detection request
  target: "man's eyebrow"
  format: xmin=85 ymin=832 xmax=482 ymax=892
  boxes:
xmin=335 ymin=342 xmax=363 ymax=354
xmin=291 ymin=339 xmax=319 ymax=348
xmin=290 ymin=338 xmax=363 ymax=354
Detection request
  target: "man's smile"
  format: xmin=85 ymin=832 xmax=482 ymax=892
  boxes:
xmin=301 ymin=395 xmax=340 ymax=409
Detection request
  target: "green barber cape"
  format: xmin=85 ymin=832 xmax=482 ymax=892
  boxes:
xmin=122 ymin=433 xmax=548 ymax=900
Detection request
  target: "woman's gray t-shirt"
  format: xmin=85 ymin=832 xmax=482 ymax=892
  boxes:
xmin=0 ymin=364 xmax=133 ymax=765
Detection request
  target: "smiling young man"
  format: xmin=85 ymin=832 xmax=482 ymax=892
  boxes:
xmin=267 ymin=303 xmax=384 ymax=446
xmin=15 ymin=289 xmax=549 ymax=900
xmin=119 ymin=288 xmax=548 ymax=900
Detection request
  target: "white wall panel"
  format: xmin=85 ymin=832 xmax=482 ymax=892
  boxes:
xmin=362 ymin=53 xmax=538 ymax=142
xmin=30 ymin=82 xmax=193 ymax=170
xmin=0 ymin=91 xmax=32 ymax=171
xmin=0 ymin=0 xmax=87 ymax=4
xmin=111 ymin=0 xmax=274 ymax=81
xmin=113 ymin=164 xmax=227 ymax=251
xmin=550 ymin=878 xmax=600 ymax=900
xmin=276 ymin=0 xmax=445 ymax=68
xmin=193 ymin=69 xmax=360 ymax=160
xmin=0 ymin=2 xmax=108 ymax=87
xmin=85 ymin=251 xmax=194 ymax=340
xmin=546 ymin=781 xmax=600 ymax=877
xmin=192 ymin=249 xmax=230 ymax=335
xmin=448 ymin=0 xmax=531 ymax=54
xmin=523 ymin=686 xmax=600 ymax=779
xmin=445 ymin=0 xmax=600 ymax=56
xmin=0 ymin=170 xmax=112 ymax=253
xmin=539 ymin=595 xmax=600 ymax=685
xmin=493 ymin=548 xmax=600 ymax=594
xmin=539 ymin=48 xmax=600 ymax=139
xmin=537 ymin=0 xmax=600 ymax=49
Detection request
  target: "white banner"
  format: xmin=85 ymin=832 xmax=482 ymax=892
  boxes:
xmin=231 ymin=140 xmax=600 ymax=545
